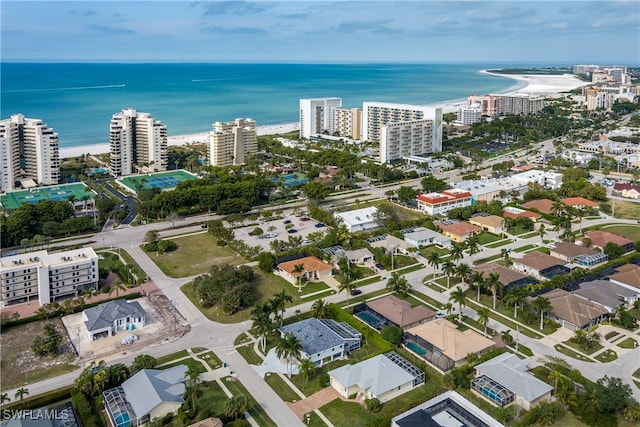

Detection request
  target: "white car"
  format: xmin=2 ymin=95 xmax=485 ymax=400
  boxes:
xmin=265 ymin=233 xmax=278 ymax=239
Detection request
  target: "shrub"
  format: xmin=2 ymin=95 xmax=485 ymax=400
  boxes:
xmin=319 ymin=373 xmax=330 ymax=387
xmin=365 ymin=397 xmax=382 ymax=413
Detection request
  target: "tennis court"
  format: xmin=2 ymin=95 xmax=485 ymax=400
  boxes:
xmin=0 ymin=183 xmax=94 ymax=210
xmin=117 ymin=169 xmax=198 ymax=193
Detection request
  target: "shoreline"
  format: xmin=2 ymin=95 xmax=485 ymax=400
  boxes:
xmin=58 ymin=71 xmax=588 ymax=159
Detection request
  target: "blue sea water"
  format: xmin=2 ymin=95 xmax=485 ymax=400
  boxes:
xmin=1 ymin=63 xmax=521 ymax=149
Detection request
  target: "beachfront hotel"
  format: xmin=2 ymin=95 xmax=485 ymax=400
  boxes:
xmin=334 ymin=107 xmax=362 ymax=140
xmin=0 ymin=248 xmax=99 ymax=307
xmin=209 ymin=118 xmax=257 ymax=167
xmin=299 ymin=97 xmax=343 ymax=139
xmin=362 ymin=102 xmax=442 ymax=163
xmin=109 ymin=108 xmax=168 ymax=177
xmin=0 ymin=114 xmax=60 ymax=192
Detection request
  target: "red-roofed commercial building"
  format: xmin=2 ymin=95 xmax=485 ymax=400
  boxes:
xmin=417 ymin=189 xmax=472 ymax=216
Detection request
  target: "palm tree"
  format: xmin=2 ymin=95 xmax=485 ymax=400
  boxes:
xmin=449 ymin=287 xmax=467 ymax=323
xmin=442 ymin=260 xmax=456 ymax=288
xmin=505 ymin=287 xmax=527 ymax=318
xmin=298 ymin=358 xmax=316 ymax=382
xmin=486 ymin=272 xmax=502 ymax=310
xmin=185 ymin=365 xmax=201 ymax=410
xmin=14 ymin=387 xmax=28 ymax=401
xmin=0 ymin=393 xmax=9 ymax=405
xmin=466 ymin=235 xmax=481 ymax=261
xmin=223 ymin=394 xmax=249 ymax=421
xmin=551 ymin=199 xmax=565 ymax=217
xmin=533 ymin=296 xmax=551 ymax=331
xmin=450 ymin=242 xmax=465 ymax=265
xmin=455 ymin=263 xmax=471 ymax=287
xmin=275 ymin=333 xmax=303 ymax=377
xmin=443 ymin=302 xmax=454 ymax=316
xmin=292 ymin=263 xmax=305 ymax=292
xmin=386 ymin=272 xmax=410 ymax=296
xmin=338 ymin=279 xmax=356 ymax=305
xmin=548 ymin=370 xmax=563 ymax=393
xmin=538 ymin=223 xmax=547 ymax=243
xmin=251 ymin=305 xmax=273 ymax=353
xmin=469 ymin=271 xmax=485 ymax=302
xmin=311 ymin=298 xmax=330 ymax=319
xmin=500 ymin=330 xmax=514 ymax=347
xmin=500 ymin=248 xmax=512 ymax=267
xmin=478 ymin=307 xmax=491 ymax=337
xmin=271 ymin=290 xmax=292 ymax=325
xmin=109 ymin=281 xmax=128 ymax=298
xmin=426 ymin=252 xmax=441 ymax=281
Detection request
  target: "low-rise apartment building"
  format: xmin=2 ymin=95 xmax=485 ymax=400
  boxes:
xmin=417 ymin=189 xmax=472 ymax=216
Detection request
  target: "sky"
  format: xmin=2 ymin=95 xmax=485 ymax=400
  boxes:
xmin=1 ymin=0 xmax=639 ymax=64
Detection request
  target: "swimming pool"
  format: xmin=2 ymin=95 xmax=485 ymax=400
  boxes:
xmin=356 ymin=311 xmax=383 ymax=328
xmin=113 ymin=411 xmax=131 ymax=427
xmin=406 ymin=341 xmax=427 ymax=357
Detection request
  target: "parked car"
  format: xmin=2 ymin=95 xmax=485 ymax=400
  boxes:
xmin=351 ymin=289 xmax=362 ymax=296
xmin=435 ymin=312 xmax=446 ymax=319
xmin=315 ymin=223 xmax=326 ymax=228
xmin=300 ymin=217 xmax=310 ymax=221
xmin=284 ymin=219 xmax=292 ymax=224
xmin=375 ymin=263 xmax=385 ymax=270
xmin=287 ymin=229 xmax=298 ymax=234
xmin=265 ymin=233 xmax=278 ymax=238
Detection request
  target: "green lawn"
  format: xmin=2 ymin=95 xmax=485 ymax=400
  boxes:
xmin=467 ymin=298 xmax=545 ymax=339
xmin=354 ymin=276 xmax=382 ymax=286
xmin=198 ymin=351 xmax=223 ymax=369
xmin=236 ymin=343 xmax=264 ymax=365
xmin=156 ymin=349 xmax=189 ymax=365
xmin=520 ymin=231 xmax=539 ymax=239
xmin=617 ymin=338 xmax=638 ymax=349
xmin=335 ymin=266 xmax=374 ymax=284
xmin=419 ymin=245 xmax=450 ymax=258
xmin=394 ymin=264 xmax=425 ymax=274
xmin=265 ymin=373 xmax=301 ymax=402
xmin=476 ymin=232 xmax=501 ymax=245
xmin=608 ymin=200 xmax=640 ymax=220
xmin=161 ymin=357 xmax=207 ymax=375
xmin=600 ymin=225 xmax=640 ymax=242
xmin=484 ymin=239 xmax=512 ymax=248
xmin=562 ymin=338 xmax=603 ymax=355
xmin=434 ymin=276 xmax=461 ymax=288
xmin=595 ymin=349 xmax=618 ymax=363
xmin=554 ymin=344 xmax=594 ymax=362
xmin=514 ymin=244 xmax=537 ymax=253
xmin=633 ymin=367 xmax=640 ymax=379
xmin=150 ymin=232 xmax=246 ymax=277
xmin=406 ymin=292 xmax=441 ymax=311
xmin=222 ymin=377 xmax=277 ymax=427
xmin=473 ymin=253 xmax=503 ymax=265
xmin=507 ymin=226 xmax=534 ymax=236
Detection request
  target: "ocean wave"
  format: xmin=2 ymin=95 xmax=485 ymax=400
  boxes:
xmin=5 ymin=84 xmax=126 ymax=93
xmin=191 ymin=79 xmax=218 ymax=82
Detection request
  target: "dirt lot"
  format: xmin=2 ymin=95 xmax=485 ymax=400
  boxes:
xmin=61 ymin=294 xmax=190 ymax=364
xmin=1 ymin=318 xmax=76 ymax=391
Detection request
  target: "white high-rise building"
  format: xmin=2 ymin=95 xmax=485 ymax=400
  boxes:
xmin=362 ymin=102 xmax=442 ymax=146
xmin=380 ymin=119 xmax=436 ymax=163
xmin=497 ymin=95 xmax=545 ymax=115
xmin=299 ymin=98 xmax=342 ymax=138
xmin=457 ymin=106 xmax=483 ymax=125
xmin=0 ymin=114 xmax=60 ymax=192
xmin=334 ymin=107 xmax=362 ymax=140
xmin=0 ymin=248 xmax=98 ymax=307
xmin=109 ymin=108 xmax=168 ymax=176
xmin=209 ymin=118 xmax=257 ymax=167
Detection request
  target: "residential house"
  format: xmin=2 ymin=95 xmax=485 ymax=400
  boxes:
xmin=583 ymin=230 xmax=634 ymax=253
xmin=391 ymin=391 xmax=505 ymax=427
xmin=438 ymin=221 xmax=482 ymax=242
xmin=502 ymin=206 xmax=541 ymax=222
xmin=103 ymin=365 xmax=187 ymax=426
xmin=609 ymin=264 xmax=640 ymax=291
xmin=474 ymin=263 xmax=537 ymax=290
xmin=560 ymin=197 xmax=599 ymax=210
xmin=83 ymin=299 xmax=146 ymax=341
xmin=550 ymin=242 xmax=608 ymax=267
xmin=275 ymin=256 xmax=333 ymax=286
xmin=537 ymin=289 xmax=609 ymax=330
xmin=405 ymin=319 xmax=494 ymax=372
xmin=329 ymin=351 xmax=425 ymax=403
xmin=335 ymin=207 xmax=379 ymax=232
xmin=469 ymin=215 xmax=505 ymax=235
xmin=511 ymin=251 xmax=570 ymax=280
xmin=365 ymin=295 xmax=435 ymax=330
xmin=344 ymin=248 xmax=375 ymax=265
xmin=520 ymin=199 xmax=554 ymax=215
xmin=471 ymin=353 xmax=552 ymax=410
xmin=416 ymin=189 xmax=472 ymax=216
xmin=612 ymin=183 xmax=640 ymax=199
xmin=403 ymin=227 xmax=452 ymax=248
xmin=278 ymin=318 xmax=361 ymax=366
xmin=573 ymin=280 xmax=640 ymax=312
xmin=368 ymin=234 xmax=412 ymax=255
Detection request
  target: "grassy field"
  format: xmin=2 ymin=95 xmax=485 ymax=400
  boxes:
xmin=476 ymin=232 xmax=501 ymax=245
xmin=610 ymin=199 xmax=640 ymax=220
xmin=265 ymin=373 xmax=301 ymax=402
xmin=419 ymin=245 xmax=450 ymax=258
xmin=0 ymin=318 xmax=78 ymax=391
xmin=150 ymin=232 xmax=246 ymax=277
xmin=617 ymin=338 xmax=638 ymax=349
xmin=156 ymin=349 xmax=189 ymax=365
xmin=600 ymin=224 xmax=640 ymax=242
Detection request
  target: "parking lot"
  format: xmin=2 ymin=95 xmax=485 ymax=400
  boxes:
xmin=238 ymin=215 xmax=329 ymax=251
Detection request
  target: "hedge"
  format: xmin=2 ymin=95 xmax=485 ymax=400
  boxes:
xmin=328 ymin=304 xmax=394 ymax=353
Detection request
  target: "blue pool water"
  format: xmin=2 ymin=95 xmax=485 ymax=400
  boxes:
xmin=406 ymin=341 xmax=427 ymax=357
xmin=113 ymin=411 xmax=131 ymax=427
xmin=356 ymin=311 xmax=382 ymax=327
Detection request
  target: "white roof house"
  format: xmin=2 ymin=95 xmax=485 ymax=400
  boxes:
xmin=335 ymin=206 xmax=379 ymax=232
xmin=471 ymin=353 xmax=552 ymax=410
xmin=329 ymin=352 xmax=425 ymax=403
xmin=403 ymin=227 xmax=452 ymax=248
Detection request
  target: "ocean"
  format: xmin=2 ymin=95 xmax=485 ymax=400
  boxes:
xmin=1 ymin=63 xmax=522 ymax=149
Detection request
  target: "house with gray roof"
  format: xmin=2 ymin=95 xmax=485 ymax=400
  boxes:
xmin=471 ymin=353 xmax=552 ymax=410
xmin=403 ymin=227 xmax=452 ymax=249
xmin=573 ymin=280 xmax=640 ymax=312
xmin=278 ymin=318 xmax=361 ymax=366
xmin=329 ymin=351 xmax=425 ymax=403
xmin=103 ymin=365 xmax=187 ymax=426
xmin=83 ymin=299 xmax=145 ymax=341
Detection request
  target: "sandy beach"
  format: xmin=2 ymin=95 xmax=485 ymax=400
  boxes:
xmin=58 ymin=72 xmax=587 ymax=159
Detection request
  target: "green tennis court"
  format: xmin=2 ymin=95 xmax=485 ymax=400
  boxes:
xmin=117 ymin=169 xmax=198 ymax=193
xmin=1 ymin=183 xmax=94 ymax=210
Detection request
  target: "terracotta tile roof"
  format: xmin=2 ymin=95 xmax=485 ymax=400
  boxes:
xmin=560 ymin=197 xmax=599 ymax=208
xmin=407 ymin=319 xmax=494 ymax=362
xmin=521 ymin=199 xmax=554 ymax=214
xmin=277 ymin=256 xmax=333 ymax=276
xmin=609 ymin=264 xmax=640 ymax=289
xmin=502 ymin=207 xmax=541 ymax=220
xmin=542 ymin=289 xmax=608 ymax=329
xmin=474 ymin=263 xmax=530 ymax=286
xmin=516 ymin=251 xmax=566 ymax=271
xmin=613 ymin=183 xmax=640 ymax=192
xmin=367 ymin=295 xmax=435 ymax=328
xmin=584 ymin=230 xmax=632 ymax=249
xmin=418 ymin=189 xmax=472 ymax=204
xmin=551 ymin=242 xmax=599 ymax=258
xmin=439 ymin=222 xmax=481 ymax=237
